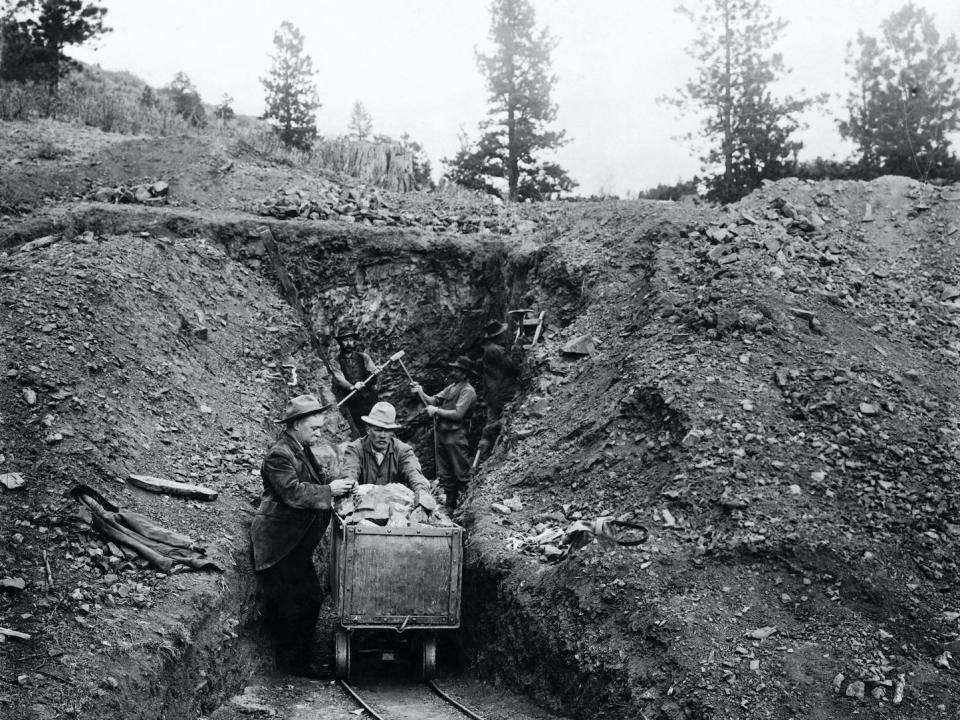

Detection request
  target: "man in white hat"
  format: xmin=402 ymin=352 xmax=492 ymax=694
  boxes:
xmin=339 ymin=401 xmax=431 ymax=498
xmin=250 ymin=394 xmax=355 ymax=678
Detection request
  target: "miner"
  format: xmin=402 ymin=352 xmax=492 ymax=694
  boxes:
xmin=477 ymin=319 xmax=521 ymax=460
xmin=411 ymin=356 xmax=478 ymax=511
xmin=250 ymin=394 xmax=355 ymax=678
xmin=339 ymin=401 xmax=432 ymax=501
xmin=329 ymin=326 xmax=380 ymax=432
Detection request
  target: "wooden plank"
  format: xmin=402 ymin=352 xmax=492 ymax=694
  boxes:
xmin=127 ymin=474 xmax=217 ymax=501
xmin=0 ymin=627 xmax=31 ymax=640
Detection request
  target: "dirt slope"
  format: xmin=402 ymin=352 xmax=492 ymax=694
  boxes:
xmin=2 ymin=121 xmax=959 ymax=720
xmin=467 ymin=178 xmax=960 ymax=718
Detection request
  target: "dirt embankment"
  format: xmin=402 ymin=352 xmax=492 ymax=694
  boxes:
xmin=2 ymin=122 xmax=960 ymax=720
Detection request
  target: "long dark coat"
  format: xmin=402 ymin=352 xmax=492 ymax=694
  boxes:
xmin=250 ymin=433 xmax=334 ymax=571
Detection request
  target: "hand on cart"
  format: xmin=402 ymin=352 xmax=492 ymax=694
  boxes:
xmin=329 ymin=478 xmax=356 ymax=497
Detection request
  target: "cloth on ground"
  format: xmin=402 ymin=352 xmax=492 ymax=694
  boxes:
xmin=70 ymin=484 xmax=223 ymax=573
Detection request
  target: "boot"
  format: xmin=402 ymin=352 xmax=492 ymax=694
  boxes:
xmin=445 ymin=489 xmax=458 ymax=513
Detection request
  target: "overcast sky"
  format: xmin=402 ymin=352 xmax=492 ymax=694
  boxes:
xmin=71 ymin=0 xmax=960 ymax=197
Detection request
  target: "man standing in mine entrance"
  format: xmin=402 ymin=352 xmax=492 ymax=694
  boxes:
xmin=250 ymin=394 xmax=355 ymax=678
xmin=477 ymin=319 xmax=521 ymax=461
xmin=339 ymin=401 xmax=431 ymax=501
xmin=411 ymin=356 xmax=478 ymax=511
xmin=329 ymin=326 xmax=379 ymax=434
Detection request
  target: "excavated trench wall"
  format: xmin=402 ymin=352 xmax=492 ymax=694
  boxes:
xmin=7 ymin=204 xmax=606 ymax=717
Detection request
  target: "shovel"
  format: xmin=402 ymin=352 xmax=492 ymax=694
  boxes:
xmin=337 ymin=349 xmax=405 ymax=407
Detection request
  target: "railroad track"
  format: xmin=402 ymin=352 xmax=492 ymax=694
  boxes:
xmin=338 ymin=678 xmax=487 ymax=720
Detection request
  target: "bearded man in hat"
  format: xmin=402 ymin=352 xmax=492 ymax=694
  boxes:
xmin=339 ymin=401 xmax=431 ymax=499
xmin=477 ymin=319 xmax=521 ymax=460
xmin=411 ymin=357 xmax=478 ymax=511
xmin=250 ymin=394 xmax=355 ymax=678
xmin=329 ymin=326 xmax=379 ymax=433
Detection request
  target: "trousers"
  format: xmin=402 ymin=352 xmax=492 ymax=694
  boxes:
xmin=256 ymin=519 xmax=322 ymax=669
xmin=437 ymin=429 xmax=470 ymax=507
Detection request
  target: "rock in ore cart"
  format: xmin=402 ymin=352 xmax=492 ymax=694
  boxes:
xmin=330 ymin=483 xmax=463 ymax=680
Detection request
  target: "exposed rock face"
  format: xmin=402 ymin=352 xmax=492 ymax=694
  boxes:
xmin=312 ymin=138 xmax=415 ymax=192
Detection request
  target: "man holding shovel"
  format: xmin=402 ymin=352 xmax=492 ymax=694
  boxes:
xmin=410 ymin=356 xmax=478 ymax=512
xmin=329 ymin=326 xmax=379 ymax=431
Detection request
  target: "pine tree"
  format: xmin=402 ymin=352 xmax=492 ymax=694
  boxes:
xmin=261 ymin=21 xmax=320 ymax=151
xmin=839 ymin=3 xmax=960 ymax=180
xmin=0 ymin=0 xmax=109 ymax=107
xmin=215 ymin=93 xmax=235 ymax=122
xmin=347 ymin=100 xmax=372 ymax=140
xmin=445 ymin=0 xmax=575 ymax=201
xmin=661 ymin=0 xmax=819 ymax=202
xmin=166 ymin=71 xmax=206 ymax=127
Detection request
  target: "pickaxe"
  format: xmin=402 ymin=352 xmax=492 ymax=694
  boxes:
xmin=396 ymin=355 xmax=440 ymax=480
xmin=396 ymin=356 xmax=427 ymax=405
xmin=337 ymin=349 xmax=405 ymax=407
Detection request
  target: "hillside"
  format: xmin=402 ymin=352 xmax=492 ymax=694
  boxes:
xmin=0 ymin=120 xmax=958 ymax=720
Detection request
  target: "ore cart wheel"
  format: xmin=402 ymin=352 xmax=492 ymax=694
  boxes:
xmin=420 ymin=633 xmax=437 ymax=681
xmin=334 ymin=630 xmax=351 ymax=680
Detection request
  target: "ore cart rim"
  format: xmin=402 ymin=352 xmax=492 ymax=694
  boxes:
xmin=420 ymin=633 xmax=437 ymax=681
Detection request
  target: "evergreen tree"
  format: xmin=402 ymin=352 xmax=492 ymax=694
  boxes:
xmin=445 ymin=0 xmax=575 ymax=201
xmin=661 ymin=0 xmax=819 ymax=202
xmin=261 ymin=21 xmax=320 ymax=150
xmin=839 ymin=3 xmax=960 ymax=180
xmin=166 ymin=71 xmax=205 ymax=127
xmin=348 ymin=100 xmax=372 ymax=140
xmin=0 ymin=0 xmax=109 ymax=106
xmin=215 ymin=93 xmax=235 ymax=122
xmin=138 ymin=84 xmax=158 ymax=110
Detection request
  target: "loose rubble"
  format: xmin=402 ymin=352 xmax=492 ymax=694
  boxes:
xmin=85 ymin=179 xmax=170 ymax=205
xmin=334 ymin=483 xmax=454 ymax=527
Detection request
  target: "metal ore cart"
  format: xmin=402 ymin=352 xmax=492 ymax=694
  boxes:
xmin=330 ymin=514 xmax=463 ymax=680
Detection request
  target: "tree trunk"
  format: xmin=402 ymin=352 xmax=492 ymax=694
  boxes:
xmin=722 ymin=0 xmax=733 ymax=200
xmin=508 ymin=104 xmax=518 ymax=202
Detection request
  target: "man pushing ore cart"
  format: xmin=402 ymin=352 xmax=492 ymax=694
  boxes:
xmin=331 ymin=401 xmax=463 ymax=680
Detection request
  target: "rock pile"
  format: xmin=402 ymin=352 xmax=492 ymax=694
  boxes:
xmin=257 ymin=186 xmax=540 ymax=235
xmin=334 ymin=483 xmax=454 ymax=527
xmin=86 ymin=180 xmax=170 ymax=205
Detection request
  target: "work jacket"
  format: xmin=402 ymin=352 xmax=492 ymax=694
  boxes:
xmin=250 ymin=433 xmax=334 ymax=571
xmin=482 ymin=341 xmax=520 ymax=408
xmin=331 ymin=350 xmax=378 ymax=395
xmin=340 ymin=435 xmax=430 ymax=494
xmin=433 ymin=380 xmax=477 ymax=434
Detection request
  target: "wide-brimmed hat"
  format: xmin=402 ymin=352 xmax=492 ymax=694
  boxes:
xmin=482 ymin=320 xmax=509 ymax=340
xmin=275 ymin=394 xmax=331 ymax=424
xmin=334 ymin=326 xmax=358 ymax=340
xmin=449 ymin=355 xmax=478 ymax=375
xmin=361 ymin=401 xmax=402 ymax=430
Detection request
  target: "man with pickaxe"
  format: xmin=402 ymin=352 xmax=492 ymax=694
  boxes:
xmin=408 ymin=356 xmax=478 ymax=512
xmin=329 ymin=326 xmax=380 ymax=433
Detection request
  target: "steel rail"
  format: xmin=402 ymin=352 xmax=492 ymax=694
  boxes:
xmin=337 ymin=678 xmax=488 ymax=720
xmin=427 ymin=680 xmax=488 ymax=720
xmin=338 ymin=679 xmax=387 ymax=720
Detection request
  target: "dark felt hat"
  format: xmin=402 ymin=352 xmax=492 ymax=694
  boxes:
xmin=274 ymin=394 xmax=331 ymax=424
xmin=334 ymin=326 xmax=358 ymax=340
xmin=482 ymin=320 xmax=509 ymax=340
xmin=449 ymin=355 xmax=479 ymax=375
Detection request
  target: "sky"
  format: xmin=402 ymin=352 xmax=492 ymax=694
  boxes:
xmin=70 ymin=0 xmax=960 ymax=197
